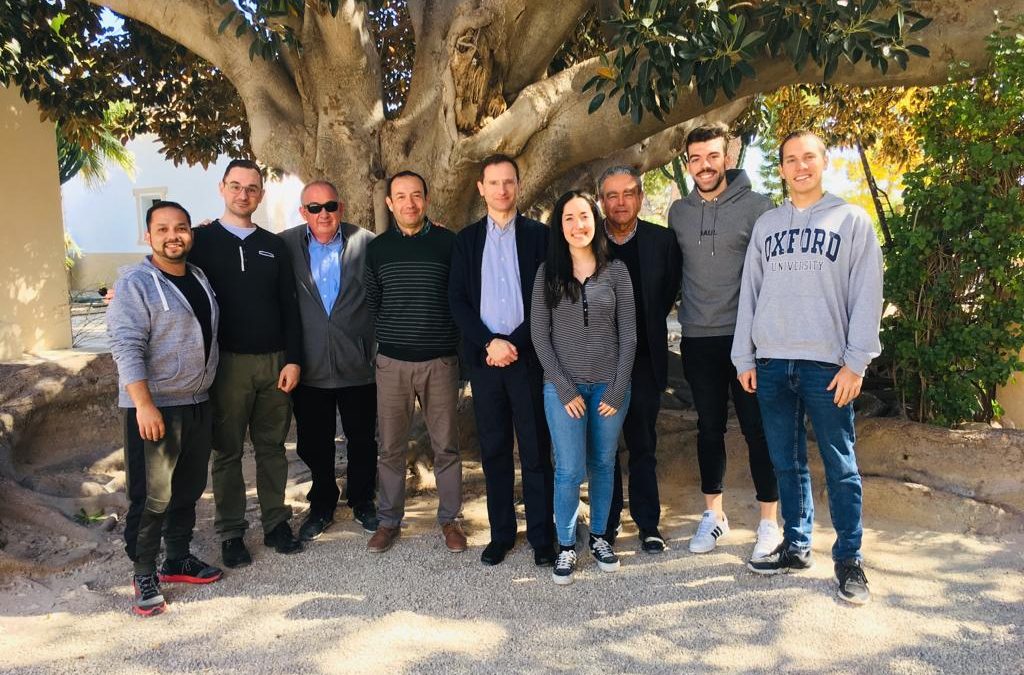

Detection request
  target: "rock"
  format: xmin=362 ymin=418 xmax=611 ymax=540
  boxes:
xmin=101 ymin=515 xmax=118 ymax=532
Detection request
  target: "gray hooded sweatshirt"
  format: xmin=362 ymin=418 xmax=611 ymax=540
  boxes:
xmin=668 ymin=169 xmax=773 ymax=337
xmin=107 ymin=257 xmax=220 ymax=408
xmin=731 ymin=192 xmax=884 ymax=376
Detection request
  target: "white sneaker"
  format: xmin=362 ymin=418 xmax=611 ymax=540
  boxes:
xmin=689 ymin=510 xmax=729 ymax=553
xmin=750 ymin=519 xmax=783 ymax=561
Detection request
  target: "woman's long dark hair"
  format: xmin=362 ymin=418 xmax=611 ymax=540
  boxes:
xmin=544 ymin=190 xmax=609 ymax=308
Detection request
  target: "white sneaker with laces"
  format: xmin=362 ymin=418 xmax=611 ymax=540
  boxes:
xmin=689 ymin=510 xmax=730 ymax=553
xmin=751 ymin=519 xmax=783 ymax=561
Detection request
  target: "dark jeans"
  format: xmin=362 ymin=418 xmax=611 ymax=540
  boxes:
xmin=756 ymin=358 xmax=863 ymax=562
xmin=124 ymin=401 xmax=212 ymax=575
xmin=681 ymin=335 xmax=778 ymax=503
xmin=470 ymin=359 xmax=554 ymax=549
xmin=608 ymin=352 xmax=662 ymax=534
xmin=292 ymin=382 xmax=378 ymax=515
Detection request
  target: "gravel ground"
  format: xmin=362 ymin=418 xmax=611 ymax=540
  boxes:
xmin=1 ymin=428 xmax=1022 ymax=675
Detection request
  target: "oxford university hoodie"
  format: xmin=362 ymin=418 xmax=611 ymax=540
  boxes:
xmin=731 ymin=192 xmax=884 ymax=377
xmin=107 ymin=258 xmax=220 ymax=408
xmin=669 ymin=169 xmax=773 ymax=337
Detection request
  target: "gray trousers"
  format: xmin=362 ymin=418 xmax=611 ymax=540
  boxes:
xmin=375 ymin=354 xmax=462 ymax=527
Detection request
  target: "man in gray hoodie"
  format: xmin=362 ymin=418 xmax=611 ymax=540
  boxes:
xmin=107 ymin=201 xmax=223 ymax=617
xmin=732 ymin=130 xmax=883 ymax=605
xmin=668 ymin=123 xmax=781 ymax=562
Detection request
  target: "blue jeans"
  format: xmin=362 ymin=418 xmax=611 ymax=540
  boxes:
xmin=755 ymin=359 xmax=863 ymax=562
xmin=544 ymin=382 xmax=630 ymax=547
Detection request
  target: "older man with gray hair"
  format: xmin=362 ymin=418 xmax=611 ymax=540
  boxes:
xmin=598 ymin=165 xmax=682 ymax=553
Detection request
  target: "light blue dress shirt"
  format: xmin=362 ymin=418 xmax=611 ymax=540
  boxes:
xmin=307 ymin=226 xmax=344 ymax=314
xmin=480 ymin=215 xmax=523 ymax=335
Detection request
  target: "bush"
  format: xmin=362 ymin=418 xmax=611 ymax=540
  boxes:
xmin=883 ymin=25 xmax=1024 ymax=426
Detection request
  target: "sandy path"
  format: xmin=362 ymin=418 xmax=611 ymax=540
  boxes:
xmin=1 ymin=426 xmax=1022 ymax=675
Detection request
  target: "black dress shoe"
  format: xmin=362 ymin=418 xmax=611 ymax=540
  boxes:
xmin=533 ymin=546 xmax=556 ymax=567
xmin=480 ymin=540 xmax=514 ymax=566
xmin=639 ymin=528 xmax=666 ymax=554
xmin=352 ymin=503 xmax=380 ymax=533
xmin=264 ymin=521 xmax=304 ymax=554
xmin=222 ymin=537 xmax=252 ymax=568
xmin=299 ymin=511 xmax=335 ymax=542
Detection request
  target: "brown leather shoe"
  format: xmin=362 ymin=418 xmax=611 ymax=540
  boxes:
xmin=367 ymin=525 xmax=400 ymax=553
xmin=441 ymin=521 xmax=467 ymax=552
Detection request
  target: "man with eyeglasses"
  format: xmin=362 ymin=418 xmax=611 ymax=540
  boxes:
xmin=187 ymin=158 xmax=305 ymax=568
xmin=599 ymin=165 xmax=681 ymax=554
xmin=280 ymin=181 xmax=380 ymax=542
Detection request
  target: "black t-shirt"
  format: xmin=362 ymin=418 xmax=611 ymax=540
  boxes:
xmin=162 ymin=269 xmax=213 ymax=361
xmin=607 ymin=235 xmax=649 ymax=357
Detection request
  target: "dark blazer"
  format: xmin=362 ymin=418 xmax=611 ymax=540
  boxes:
xmin=279 ymin=222 xmax=376 ymax=388
xmin=614 ymin=219 xmax=682 ymax=391
xmin=449 ymin=213 xmax=548 ymax=369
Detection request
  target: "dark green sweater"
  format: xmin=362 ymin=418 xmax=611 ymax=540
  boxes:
xmin=364 ymin=223 xmax=459 ymax=361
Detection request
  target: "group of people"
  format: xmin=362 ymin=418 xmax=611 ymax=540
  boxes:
xmin=107 ymin=123 xmax=883 ymax=617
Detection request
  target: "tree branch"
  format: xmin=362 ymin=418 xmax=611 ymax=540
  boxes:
xmin=497 ymin=0 xmax=594 ymax=97
xmin=462 ymin=0 xmax=1009 ymax=178
xmin=88 ymin=0 xmax=304 ymax=166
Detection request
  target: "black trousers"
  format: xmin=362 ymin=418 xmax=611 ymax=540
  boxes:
xmin=291 ymin=382 xmax=378 ymax=515
xmin=608 ymin=352 xmax=663 ymax=534
xmin=470 ymin=358 xmax=554 ymax=549
xmin=680 ymin=335 xmax=778 ymax=502
xmin=124 ymin=401 xmax=212 ymax=574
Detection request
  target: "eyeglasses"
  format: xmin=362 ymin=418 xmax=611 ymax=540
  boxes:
xmin=304 ymin=201 xmax=340 ymax=214
xmin=224 ymin=182 xmax=261 ymax=197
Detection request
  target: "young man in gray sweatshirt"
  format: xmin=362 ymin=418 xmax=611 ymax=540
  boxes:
xmin=732 ymin=131 xmax=884 ymax=605
xmin=668 ymin=123 xmax=781 ymax=562
xmin=107 ymin=201 xmax=223 ymax=617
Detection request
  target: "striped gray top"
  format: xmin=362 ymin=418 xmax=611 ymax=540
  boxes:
xmin=530 ymin=259 xmax=637 ymax=408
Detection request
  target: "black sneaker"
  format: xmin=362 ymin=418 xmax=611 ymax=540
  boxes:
xmin=352 ymin=503 xmax=380 ymax=533
xmin=746 ymin=540 xmax=814 ymax=575
xmin=159 ymin=554 xmax=223 ymax=584
xmin=132 ymin=572 xmax=166 ymax=617
xmin=264 ymin=521 xmax=304 ymax=554
xmin=221 ymin=537 xmax=252 ymax=569
xmin=835 ymin=559 xmax=871 ymax=605
xmin=639 ymin=528 xmax=666 ymax=554
xmin=589 ymin=534 xmax=620 ymax=572
xmin=552 ymin=548 xmax=578 ymax=585
xmin=299 ymin=510 xmax=335 ymax=542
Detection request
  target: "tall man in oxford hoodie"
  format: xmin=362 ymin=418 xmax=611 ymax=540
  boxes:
xmin=189 ymin=159 xmax=305 ymax=568
xmin=734 ymin=130 xmax=884 ymax=605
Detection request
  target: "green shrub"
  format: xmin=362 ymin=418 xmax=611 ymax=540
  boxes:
xmin=883 ymin=25 xmax=1024 ymax=426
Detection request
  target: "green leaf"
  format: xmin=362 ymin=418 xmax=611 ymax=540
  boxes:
xmin=740 ymin=30 xmax=765 ymax=50
xmin=907 ymin=44 xmax=930 ymax=57
xmin=218 ymin=10 xmax=237 ymax=35
xmin=587 ymin=93 xmax=606 ymax=115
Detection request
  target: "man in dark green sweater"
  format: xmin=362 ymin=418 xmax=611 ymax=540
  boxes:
xmin=364 ymin=171 xmax=465 ymax=554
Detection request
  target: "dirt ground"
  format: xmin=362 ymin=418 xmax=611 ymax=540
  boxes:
xmin=1 ymin=405 xmax=1022 ymax=675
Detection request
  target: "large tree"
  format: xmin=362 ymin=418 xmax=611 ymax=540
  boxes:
xmin=3 ymin=0 xmax=1017 ymax=229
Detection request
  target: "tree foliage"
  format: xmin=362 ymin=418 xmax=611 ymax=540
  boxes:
xmin=585 ymin=0 xmax=932 ymax=123
xmin=882 ymin=24 xmax=1024 ymax=426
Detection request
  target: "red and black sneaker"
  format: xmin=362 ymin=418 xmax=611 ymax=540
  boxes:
xmin=132 ymin=573 xmax=166 ymax=617
xmin=158 ymin=554 xmax=224 ymax=584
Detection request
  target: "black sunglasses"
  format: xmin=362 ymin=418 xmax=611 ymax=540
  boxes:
xmin=304 ymin=201 xmax=339 ymax=214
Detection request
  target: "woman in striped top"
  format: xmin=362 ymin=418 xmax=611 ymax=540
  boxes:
xmin=530 ymin=190 xmax=637 ymax=585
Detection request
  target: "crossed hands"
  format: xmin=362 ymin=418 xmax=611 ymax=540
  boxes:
xmin=485 ymin=338 xmax=518 ymax=367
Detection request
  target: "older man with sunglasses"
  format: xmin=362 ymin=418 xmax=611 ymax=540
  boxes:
xmin=280 ymin=181 xmax=380 ymax=542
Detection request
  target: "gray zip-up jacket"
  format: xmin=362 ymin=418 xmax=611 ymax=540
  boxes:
xmin=279 ymin=222 xmax=376 ymax=388
xmin=107 ymin=257 xmax=220 ymax=408
xmin=668 ymin=169 xmax=773 ymax=337
xmin=731 ymin=192 xmax=884 ymax=376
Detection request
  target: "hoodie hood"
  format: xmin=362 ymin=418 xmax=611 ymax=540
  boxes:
xmin=683 ymin=168 xmax=753 ymax=207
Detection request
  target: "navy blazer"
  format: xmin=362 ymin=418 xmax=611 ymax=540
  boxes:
xmin=449 ymin=213 xmax=549 ymax=369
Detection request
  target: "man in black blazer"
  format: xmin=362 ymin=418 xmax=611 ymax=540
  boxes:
xmin=449 ymin=154 xmax=555 ymax=567
xmin=599 ymin=166 xmax=682 ymax=553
